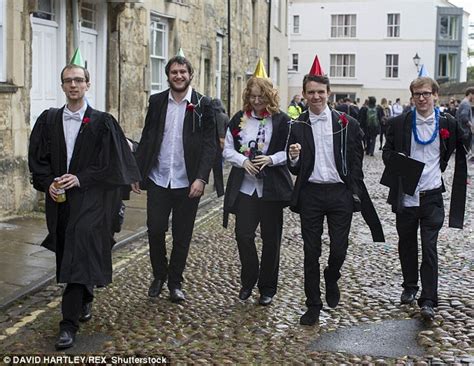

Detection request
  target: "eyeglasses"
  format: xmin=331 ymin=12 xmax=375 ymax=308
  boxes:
xmin=412 ymin=91 xmax=432 ymax=99
xmin=63 ymin=77 xmax=86 ymax=84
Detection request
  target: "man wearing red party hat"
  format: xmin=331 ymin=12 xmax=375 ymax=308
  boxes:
xmin=287 ymin=55 xmax=384 ymax=326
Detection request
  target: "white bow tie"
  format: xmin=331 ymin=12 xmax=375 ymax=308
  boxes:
xmin=64 ymin=109 xmax=82 ymax=123
xmin=416 ymin=118 xmax=434 ymax=125
xmin=312 ymin=114 xmax=327 ymax=124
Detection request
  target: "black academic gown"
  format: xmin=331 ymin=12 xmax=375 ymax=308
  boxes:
xmin=134 ymin=88 xmax=216 ymax=190
xmin=382 ymin=110 xmax=470 ymax=228
xmin=28 ymin=106 xmax=141 ymax=286
xmin=287 ymin=109 xmax=385 ymax=242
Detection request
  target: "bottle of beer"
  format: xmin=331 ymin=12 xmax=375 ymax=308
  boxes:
xmin=53 ymin=178 xmax=66 ymax=203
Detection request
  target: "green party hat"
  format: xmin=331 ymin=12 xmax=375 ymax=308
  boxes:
xmin=70 ymin=48 xmax=85 ymax=67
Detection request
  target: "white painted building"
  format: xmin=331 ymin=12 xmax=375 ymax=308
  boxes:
xmin=288 ymin=0 xmax=469 ymax=106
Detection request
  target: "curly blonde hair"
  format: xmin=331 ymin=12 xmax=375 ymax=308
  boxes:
xmin=242 ymin=77 xmax=280 ymax=115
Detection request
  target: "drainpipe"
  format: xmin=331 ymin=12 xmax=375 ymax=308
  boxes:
xmin=72 ymin=0 xmax=80 ymax=50
xmin=267 ymin=0 xmax=271 ymax=77
xmin=227 ymin=0 xmax=231 ymax=115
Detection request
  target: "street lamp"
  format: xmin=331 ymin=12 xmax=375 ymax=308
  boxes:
xmin=413 ymin=53 xmax=421 ymax=72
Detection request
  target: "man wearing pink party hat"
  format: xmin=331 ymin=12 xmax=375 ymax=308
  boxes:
xmin=287 ymin=56 xmax=384 ymax=326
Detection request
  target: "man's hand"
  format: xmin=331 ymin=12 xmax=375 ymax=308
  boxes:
xmin=243 ymin=159 xmax=259 ymax=176
xmin=131 ymin=182 xmax=141 ymax=194
xmin=48 ymin=181 xmax=60 ymax=202
xmin=57 ymin=174 xmax=80 ymax=190
xmin=252 ymin=155 xmax=272 ymax=170
xmin=289 ymin=143 xmax=301 ymax=159
xmin=189 ymin=179 xmax=205 ymax=198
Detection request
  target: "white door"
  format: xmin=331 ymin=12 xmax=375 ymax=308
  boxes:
xmin=30 ymin=18 xmax=61 ymax=126
xmin=80 ymin=29 xmax=97 ymax=108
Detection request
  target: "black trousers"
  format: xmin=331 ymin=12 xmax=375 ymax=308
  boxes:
xmin=396 ymin=192 xmax=444 ymax=307
xmin=366 ymin=134 xmax=377 ymax=155
xmin=234 ymin=193 xmax=284 ymax=297
xmin=146 ymin=181 xmax=200 ymax=290
xmin=300 ymin=183 xmax=353 ymax=309
xmin=60 ymin=283 xmax=94 ymax=333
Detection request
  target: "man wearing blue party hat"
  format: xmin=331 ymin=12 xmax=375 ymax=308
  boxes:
xmin=382 ymin=76 xmax=471 ymax=321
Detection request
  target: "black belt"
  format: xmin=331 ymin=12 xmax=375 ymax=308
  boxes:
xmin=419 ymin=187 xmax=442 ymax=197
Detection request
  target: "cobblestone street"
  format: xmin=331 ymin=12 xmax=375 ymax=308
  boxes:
xmin=0 ymin=152 xmax=473 ymax=364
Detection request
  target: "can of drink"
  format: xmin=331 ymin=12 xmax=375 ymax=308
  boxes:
xmin=53 ymin=178 xmax=66 ymax=203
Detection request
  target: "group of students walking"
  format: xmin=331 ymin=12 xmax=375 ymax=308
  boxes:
xmin=28 ymin=53 xmax=471 ymax=350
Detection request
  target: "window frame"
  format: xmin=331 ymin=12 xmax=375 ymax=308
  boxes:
xmin=387 ymin=13 xmax=400 ymax=38
xmin=293 ymin=15 xmax=300 ymax=34
xmin=385 ymin=54 xmax=399 ymax=78
xmin=0 ymin=0 xmax=4 ymax=82
xmin=438 ymin=53 xmax=457 ymax=79
xmin=290 ymin=53 xmax=298 ymax=71
xmin=149 ymin=15 xmax=168 ymax=94
xmin=330 ymin=14 xmax=357 ymax=38
xmin=329 ymin=54 xmax=356 ymax=78
xmin=439 ymin=15 xmax=459 ymax=40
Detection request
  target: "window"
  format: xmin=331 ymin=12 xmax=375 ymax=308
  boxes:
xmin=290 ymin=53 xmax=298 ymax=71
xmin=251 ymin=0 xmax=258 ymax=47
xmin=215 ymin=35 xmax=223 ymax=99
xmin=438 ymin=53 xmax=457 ymax=79
xmin=387 ymin=13 xmax=400 ymax=37
xmin=439 ymin=16 xmax=459 ymax=40
xmin=273 ymin=57 xmax=280 ymax=86
xmin=293 ymin=15 xmax=300 ymax=33
xmin=330 ymin=54 xmax=355 ymax=78
xmin=32 ymin=0 xmax=55 ymax=21
xmin=331 ymin=14 xmax=356 ymax=38
xmin=150 ymin=16 xmax=168 ymax=94
xmin=81 ymin=2 xmax=97 ymax=30
xmin=0 ymin=0 xmax=4 ymax=81
xmin=274 ymin=0 xmax=281 ymax=29
xmin=385 ymin=54 xmax=399 ymax=78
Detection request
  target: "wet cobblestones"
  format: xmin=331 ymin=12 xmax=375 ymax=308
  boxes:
xmin=0 ymin=153 xmax=472 ymax=364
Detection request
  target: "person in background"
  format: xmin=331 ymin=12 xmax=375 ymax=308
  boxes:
xmin=335 ymin=97 xmax=359 ymax=120
xmin=379 ymin=97 xmax=391 ymax=150
xmin=28 ymin=63 xmax=140 ymax=350
xmin=456 ymin=87 xmax=474 ymax=160
xmin=382 ymin=76 xmax=471 ymax=321
xmin=223 ymin=60 xmax=293 ymax=306
xmin=288 ymin=94 xmax=303 ymax=119
xmin=392 ymin=98 xmax=403 ymax=117
xmin=359 ymin=96 xmax=381 ymax=156
xmin=211 ymin=98 xmax=228 ymax=197
xmin=132 ymin=55 xmax=216 ymax=303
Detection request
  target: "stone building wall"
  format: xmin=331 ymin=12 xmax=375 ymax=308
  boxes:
xmin=0 ymin=0 xmax=36 ymax=219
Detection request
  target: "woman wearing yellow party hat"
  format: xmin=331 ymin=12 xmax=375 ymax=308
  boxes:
xmin=223 ymin=58 xmax=293 ymax=306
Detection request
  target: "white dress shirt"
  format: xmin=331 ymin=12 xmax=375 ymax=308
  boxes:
xmin=149 ymin=87 xmax=192 ymax=189
xmin=307 ymin=106 xmax=343 ymax=184
xmin=404 ymin=110 xmax=442 ymax=207
xmin=62 ymin=103 xmax=87 ymax=172
xmin=223 ymin=111 xmax=286 ymax=198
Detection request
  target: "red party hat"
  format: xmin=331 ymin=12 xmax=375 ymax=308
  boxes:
xmin=309 ymin=55 xmax=324 ymax=76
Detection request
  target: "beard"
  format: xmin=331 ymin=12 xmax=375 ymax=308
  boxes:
xmin=169 ymin=78 xmax=191 ymax=93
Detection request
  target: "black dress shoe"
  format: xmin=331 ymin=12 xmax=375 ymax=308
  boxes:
xmin=148 ymin=279 xmax=165 ymax=297
xmin=55 ymin=330 xmax=75 ymax=350
xmin=300 ymin=308 xmax=320 ymax=326
xmin=400 ymin=289 xmax=416 ymax=304
xmin=420 ymin=304 xmax=435 ymax=321
xmin=170 ymin=288 xmax=185 ymax=303
xmin=258 ymin=295 xmax=272 ymax=306
xmin=238 ymin=288 xmax=252 ymax=301
xmin=324 ymin=269 xmax=340 ymax=308
xmin=79 ymin=302 xmax=92 ymax=322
